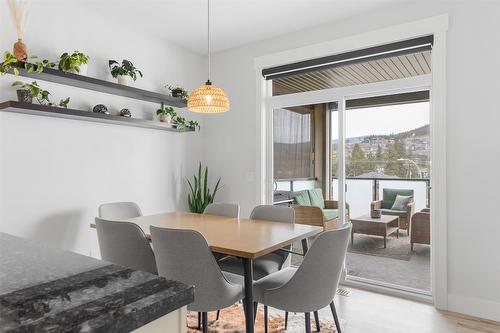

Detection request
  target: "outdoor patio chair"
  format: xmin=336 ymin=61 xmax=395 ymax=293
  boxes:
xmin=371 ymin=188 xmax=414 ymax=233
xmin=410 ymin=208 xmax=430 ymax=251
xmin=291 ymin=188 xmax=349 ymax=230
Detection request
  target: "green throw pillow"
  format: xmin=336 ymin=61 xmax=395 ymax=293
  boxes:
xmin=391 ymin=195 xmax=412 ymax=210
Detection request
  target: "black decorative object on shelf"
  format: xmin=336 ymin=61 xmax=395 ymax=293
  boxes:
xmin=119 ymin=108 xmax=131 ymax=117
xmin=10 ymin=63 xmax=187 ymax=107
xmin=0 ymin=101 xmax=194 ymax=133
xmin=93 ymin=104 xmax=109 ymax=114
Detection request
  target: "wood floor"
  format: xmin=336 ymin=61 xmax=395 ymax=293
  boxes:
xmin=329 ymin=287 xmax=500 ymax=333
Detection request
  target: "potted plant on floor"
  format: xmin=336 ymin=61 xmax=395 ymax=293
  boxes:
xmin=156 ymin=102 xmax=176 ymax=123
xmin=187 ymin=162 xmax=222 ymax=213
xmin=58 ymin=51 xmax=89 ymax=75
xmin=109 ymin=59 xmax=143 ymax=85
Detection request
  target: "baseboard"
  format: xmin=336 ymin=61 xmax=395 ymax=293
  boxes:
xmin=448 ymin=293 xmax=500 ymax=323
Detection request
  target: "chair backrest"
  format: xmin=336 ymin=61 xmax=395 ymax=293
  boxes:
xmin=95 ymin=217 xmax=157 ymax=274
xmin=250 ymin=205 xmax=294 ymax=224
xmin=293 ymin=190 xmax=311 ymax=206
xmin=307 ymin=189 xmax=325 ymax=209
xmin=264 ymin=225 xmax=351 ymax=312
xmin=98 ymin=202 xmax=142 ymax=219
xmin=382 ymin=189 xmax=414 ymax=209
xmin=204 ymin=203 xmax=240 ymax=218
xmin=150 ymin=226 xmax=241 ymax=312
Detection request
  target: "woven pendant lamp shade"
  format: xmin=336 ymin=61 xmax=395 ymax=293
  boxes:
xmin=188 ymin=81 xmax=229 ymax=113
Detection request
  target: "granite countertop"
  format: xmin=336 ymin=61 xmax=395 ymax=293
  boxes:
xmin=0 ymin=232 xmax=194 ymax=333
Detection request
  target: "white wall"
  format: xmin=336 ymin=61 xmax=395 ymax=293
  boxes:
xmin=205 ymin=0 xmax=500 ymax=322
xmin=0 ymin=3 xmax=206 ymax=256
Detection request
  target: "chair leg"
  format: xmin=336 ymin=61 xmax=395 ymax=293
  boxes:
xmin=305 ymin=312 xmax=311 ymax=333
xmin=202 ymin=312 xmax=208 ymax=333
xmin=216 ymin=309 xmax=220 ymax=320
xmin=197 ymin=312 xmax=201 ymax=330
xmin=314 ymin=310 xmax=320 ymax=332
xmin=285 ymin=311 xmax=288 ymax=330
xmin=329 ymin=301 xmax=341 ymax=333
xmin=253 ymin=302 xmax=258 ymax=322
xmin=264 ymin=305 xmax=268 ymax=333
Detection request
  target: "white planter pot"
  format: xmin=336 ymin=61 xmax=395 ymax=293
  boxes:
xmin=159 ymin=114 xmax=172 ymax=123
xmin=117 ymin=75 xmax=130 ymax=85
xmin=68 ymin=63 xmax=88 ymax=75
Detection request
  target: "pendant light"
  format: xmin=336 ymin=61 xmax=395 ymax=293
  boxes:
xmin=188 ymin=0 xmax=229 ymax=113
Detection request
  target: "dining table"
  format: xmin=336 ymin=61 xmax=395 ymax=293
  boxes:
xmin=91 ymin=211 xmax=322 ymax=333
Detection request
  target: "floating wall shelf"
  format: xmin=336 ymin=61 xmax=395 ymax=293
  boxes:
xmin=11 ymin=63 xmax=187 ymax=107
xmin=0 ymin=101 xmax=194 ymax=132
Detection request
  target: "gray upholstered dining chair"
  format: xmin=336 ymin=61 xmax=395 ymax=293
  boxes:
xmin=150 ymin=226 xmax=244 ymax=333
xmin=98 ymin=201 xmax=142 ymax=219
xmin=253 ymin=225 xmax=351 ymax=333
xmin=95 ymin=217 xmax=157 ymax=274
xmin=204 ymin=203 xmax=240 ymax=218
xmin=217 ymin=205 xmax=295 ymax=280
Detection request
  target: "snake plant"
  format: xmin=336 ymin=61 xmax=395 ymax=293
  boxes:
xmin=187 ymin=162 xmax=221 ymax=213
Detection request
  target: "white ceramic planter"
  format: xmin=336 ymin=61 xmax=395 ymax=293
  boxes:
xmin=117 ymin=75 xmax=130 ymax=85
xmin=159 ymin=114 xmax=172 ymax=123
xmin=68 ymin=63 xmax=88 ymax=75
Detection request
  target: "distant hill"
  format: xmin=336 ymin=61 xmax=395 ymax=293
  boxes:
xmin=345 ymin=124 xmax=430 ymax=143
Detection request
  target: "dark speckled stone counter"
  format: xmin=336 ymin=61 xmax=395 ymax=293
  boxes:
xmin=0 ymin=232 xmax=194 ymax=333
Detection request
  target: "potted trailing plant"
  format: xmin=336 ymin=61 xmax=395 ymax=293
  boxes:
xmin=174 ymin=116 xmax=200 ymax=131
xmin=109 ymin=59 xmax=143 ymax=85
xmin=187 ymin=162 xmax=222 ymax=213
xmin=58 ymin=51 xmax=89 ymax=75
xmin=11 ymin=81 xmax=70 ymax=108
xmin=166 ymin=84 xmax=188 ymax=100
xmin=156 ymin=102 xmax=176 ymax=123
xmin=187 ymin=120 xmax=200 ymax=131
xmin=1 ymin=51 xmax=55 ymax=76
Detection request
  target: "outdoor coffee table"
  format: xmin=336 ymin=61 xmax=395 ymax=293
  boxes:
xmin=350 ymin=214 xmax=399 ymax=248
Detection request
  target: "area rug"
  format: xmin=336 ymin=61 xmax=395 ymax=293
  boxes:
xmin=347 ymin=233 xmax=412 ymax=261
xmin=187 ymin=304 xmax=340 ymax=333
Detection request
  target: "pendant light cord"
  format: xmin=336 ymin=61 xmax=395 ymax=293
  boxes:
xmin=207 ymin=0 xmax=211 ymax=82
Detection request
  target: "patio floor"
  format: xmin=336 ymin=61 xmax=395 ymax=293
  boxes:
xmin=292 ymin=232 xmax=431 ymax=292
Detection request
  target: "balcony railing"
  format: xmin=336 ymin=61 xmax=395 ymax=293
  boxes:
xmin=274 ymin=177 xmax=430 ymax=216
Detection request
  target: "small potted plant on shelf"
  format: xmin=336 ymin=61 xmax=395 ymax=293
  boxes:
xmin=187 ymin=120 xmax=200 ymax=131
xmin=166 ymin=84 xmax=189 ymax=100
xmin=156 ymin=102 xmax=176 ymax=124
xmin=58 ymin=51 xmax=89 ymax=75
xmin=0 ymin=52 xmax=55 ymax=76
xmin=11 ymin=80 xmax=70 ymax=108
xmin=109 ymin=59 xmax=143 ymax=85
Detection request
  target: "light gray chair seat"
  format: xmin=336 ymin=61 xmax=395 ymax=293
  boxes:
xmin=253 ymin=225 xmax=351 ymax=333
xmin=252 ymin=267 xmax=296 ymax=301
xmin=222 ymin=271 xmax=245 ymax=290
xmin=218 ymin=252 xmax=284 ymax=280
xmin=218 ymin=205 xmax=295 ymax=280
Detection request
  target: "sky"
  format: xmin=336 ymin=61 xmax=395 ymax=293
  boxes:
xmin=338 ymin=102 xmax=430 ymax=138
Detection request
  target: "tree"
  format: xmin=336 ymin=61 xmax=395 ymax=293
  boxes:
xmin=347 ymin=143 xmax=366 ymax=176
xmin=385 ymin=138 xmax=407 ymax=177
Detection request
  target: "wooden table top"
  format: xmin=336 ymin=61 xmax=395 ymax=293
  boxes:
xmin=351 ymin=214 xmax=399 ymax=224
xmin=91 ymin=212 xmax=322 ymax=259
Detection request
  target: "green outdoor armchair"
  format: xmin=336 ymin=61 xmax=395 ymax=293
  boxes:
xmin=371 ymin=188 xmax=415 ymax=233
xmin=292 ymin=188 xmax=349 ymax=230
